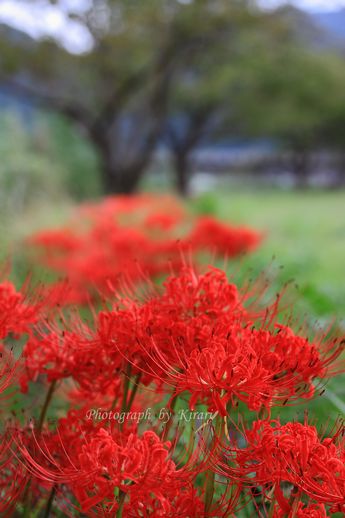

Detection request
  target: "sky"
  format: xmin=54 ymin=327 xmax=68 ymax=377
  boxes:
xmin=0 ymin=0 xmax=93 ymax=53
xmin=0 ymin=0 xmax=345 ymax=53
xmin=261 ymin=0 xmax=345 ymax=8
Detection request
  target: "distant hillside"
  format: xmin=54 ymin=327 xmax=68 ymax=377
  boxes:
xmin=312 ymin=9 xmax=345 ymax=45
xmin=0 ymin=22 xmax=34 ymax=47
xmin=274 ymin=5 xmax=345 ymax=51
xmin=0 ymin=23 xmax=37 ymax=113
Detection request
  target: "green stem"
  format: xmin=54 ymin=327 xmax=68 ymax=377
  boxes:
xmin=109 ymin=393 xmax=119 ymax=412
xmin=204 ymin=414 xmax=223 ymax=515
xmin=24 ymin=381 xmax=57 ymax=516
xmin=119 ymin=364 xmax=132 ymax=431
xmin=43 ymin=486 xmax=56 ymax=518
xmin=37 ymin=380 xmax=57 ymax=433
xmin=116 ymin=490 xmax=126 ymax=518
xmin=290 ymin=491 xmax=301 ymax=518
xmin=22 ymin=480 xmax=32 ymax=518
xmin=160 ymin=394 xmax=178 ymax=440
xmin=121 ymin=365 xmax=132 ymax=412
xmin=240 ymin=493 xmax=251 ymax=518
xmin=126 ymin=373 xmax=141 ymax=412
xmin=109 ymin=372 xmax=140 ymax=416
xmin=186 ymin=416 xmax=196 ymax=457
xmin=267 ymin=491 xmax=276 ymax=518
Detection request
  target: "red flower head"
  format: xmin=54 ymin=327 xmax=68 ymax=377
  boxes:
xmin=16 ymin=413 xmax=205 ymax=517
xmin=28 ymin=195 xmax=261 ymax=305
xmin=215 ymin=418 xmax=345 ymax=515
xmin=0 ymin=281 xmax=38 ymax=339
xmin=177 ymin=323 xmax=342 ymax=414
xmin=0 ymin=345 xmax=22 ymax=401
xmin=20 ymin=326 xmax=124 ymax=397
xmin=96 ymin=266 xmax=344 ymax=415
xmin=0 ymin=428 xmax=28 ymax=516
xmin=187 ymin=216 xmax=262 ymax=257
xmin=93 ymin=266 xmax=248 ymax=389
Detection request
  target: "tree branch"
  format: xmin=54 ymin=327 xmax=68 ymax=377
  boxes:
xmin=0 ymin=76 xmax=93 ymax=129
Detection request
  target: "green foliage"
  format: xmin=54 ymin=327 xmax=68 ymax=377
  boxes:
xmin=0 ymin=111 xmax=101 ymax=220
xmin=44 ymin=114 xmax=101 ymax=199
xmin=233 ymin=46 xmax=345 ymax=151
xmin=191 ymin=193 xmax=218 ymax=215
xmin=2 ymin=1 xmax=345 ymax=192
xmin=0 ymin=112 xmax=65 ymax=215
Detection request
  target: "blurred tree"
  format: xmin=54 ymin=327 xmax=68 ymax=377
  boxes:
xmin=164 ymin=2 xmax=345 ymax=192
xmin=0 ymin=112 xmax=65 ymax=214
xmin=1 ymin=0 xmax=344 ymax=193
xmin=0 ymin=111 xmax=101 ymax=214
xmin=316 ymin=57 xmax=345 ymax=186
xmin=163 ymin=7 xmax=294 ymax=194
xmin=164 ymin=60 xmax=230 ymax=196
xmin=0 ymin=0 xmax=244 ymax=194
xmin=233 ymin=45 xmax=345 ymax=188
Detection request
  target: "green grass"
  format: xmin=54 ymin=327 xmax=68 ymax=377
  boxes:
xmin=195 ymin=189 xmax=345 ymax=320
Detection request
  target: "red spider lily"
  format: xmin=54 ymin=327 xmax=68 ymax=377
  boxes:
xmin=93 ymin=266 xmax=344 ymax=414
xmin=0 ymin=281 xmax=39 ymax=339
xmin=212 ymin=418 xmax=345 ymax=515
xmin=67 ymin=379 xmax=122 ymax=408
xmin=20 ymin=328 xmax=124 ymax=396
xmin=0 ymin=344 xmax=23 ymax=400
xmin=27 ymin=194 xmax=188 ymax=303
xmin=14 ymin=412 xmax=207 ymax=517
xmin=19 ymin=265 xmax=344 ymax=417
xmin=31 ymin=225 xmax=184 ymax=304
xmin=0 ymin=429 xmax=29 ymax=517
xmin=28 ymin=195 xmax=261 ymax=304
xmin=188 ymin=216 xmax=262 ymax=257
xmin=78 ymin=194 xmax=186 ymax=228
xmin=173 ymin=323 xmax=343 ymax=413
xmin=84 ymin=266 xmax=255 ymax=397
xmin=19 ymin=266 xmax=243 ymax=391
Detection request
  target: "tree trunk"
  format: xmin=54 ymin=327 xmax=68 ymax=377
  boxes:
xmin=292 ymin=150 xmax=310 ymax=189
xmin=337 ymin=151 xmax=345 ymax=187
xmin=101 ymin=161 xmax=145 ymax=194
xmin=91 ymin=132 xmax=147 ymax=195
xmin=173 ymin=151 xmax=191 ymax=197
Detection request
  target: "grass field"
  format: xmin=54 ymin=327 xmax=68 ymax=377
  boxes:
xmin=201 ymin=189 xmax=345 ymax=319
xmin=1 ymin=187 xmax=344 ymax=423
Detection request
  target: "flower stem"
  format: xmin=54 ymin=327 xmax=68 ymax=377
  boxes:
xmin=126 ymin=372 xmax=141 ymax=412
xmin=121 ymin=365 xmax=131 ymax=412
xmin=267 ymin=492 xmax=276 ymax=518
xmin=160 ymin=394 xmax=178 ymax=440
xmin=116 ymin=490 xmax=126 ymax=518
xmin=22 ymin=480 xmax=32 ymax=518
xmin=204 ymin=414 xmax=223 ymax=514
xmin=37 ymin=380 xmax=57 ymax=433
xmin=24 ymin=381 xmax=57 ymax=516
xmin=43 ymin=486 xmax=56 ymax=518
xmin=290 ymin=491 xmax=301 ymax=518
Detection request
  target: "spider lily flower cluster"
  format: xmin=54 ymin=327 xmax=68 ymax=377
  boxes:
xmin=0 ymin=195 xmax=344 ymax=517
xmin=28 ymin=194 xmax=261 ymax=304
